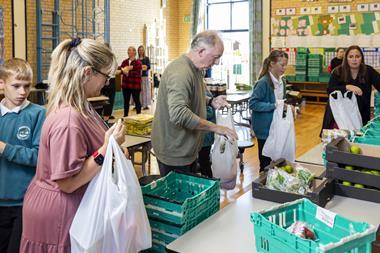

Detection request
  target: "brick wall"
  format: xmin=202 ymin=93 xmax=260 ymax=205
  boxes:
xmin=26 ymin=1 xmax=36 ymax=82
xmin=178 ymin=0 xmax=192 ymax=56
xmin=164 ymin=0 xmax=179 ymax=62
xmin=2 ymin=1 xmax=13 ymax=61
xmin=5 ymin=0 xmax=191 ymax=82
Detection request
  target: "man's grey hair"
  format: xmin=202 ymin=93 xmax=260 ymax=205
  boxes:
xmin=190 ymin=30 xmax=222 ymax=50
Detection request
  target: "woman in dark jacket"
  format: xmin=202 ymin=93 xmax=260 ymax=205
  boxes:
xmin=321 ymin=45 xmax=380 ymax=131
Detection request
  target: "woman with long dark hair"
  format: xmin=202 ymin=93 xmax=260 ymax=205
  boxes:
xmin=321 ymin=45 xmax=380 ymax=130
xmin=249 ymin=50 xmax=288 ymax=171
xmin=138 ymin=45 xmax=151 ymax=109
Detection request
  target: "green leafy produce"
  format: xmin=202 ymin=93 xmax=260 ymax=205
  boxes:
xmin=296 ymin=168 xmax=314 ymax=185
xmin=266 ymin=166 xmax=313 ymax=194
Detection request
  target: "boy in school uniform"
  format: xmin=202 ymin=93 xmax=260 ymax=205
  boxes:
xmin=0 ymin=58 xmax=45 ymax=253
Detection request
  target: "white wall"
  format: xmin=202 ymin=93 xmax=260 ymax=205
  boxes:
xmin=110 ymin=0 xmax=161 ymax=64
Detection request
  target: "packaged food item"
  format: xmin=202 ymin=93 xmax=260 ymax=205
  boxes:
xmin=286 ymin=221 xmax=316 ymax=240
xmin=265 ymin=163 xmax=314 ymax=194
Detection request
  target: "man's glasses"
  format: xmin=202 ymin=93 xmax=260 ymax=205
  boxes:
xmin=92 ymin=67 xmax=113 ymax=83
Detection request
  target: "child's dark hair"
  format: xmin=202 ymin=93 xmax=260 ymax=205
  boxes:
xmin=258 ymin=50 xmax=288 ymax=89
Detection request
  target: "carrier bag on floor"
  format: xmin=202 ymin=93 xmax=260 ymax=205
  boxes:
xmin=211 ymin=109 xmax=239 ymax=190
xmin=262 ymin=101 xmax=296 ymax=162
xmin=329 ymin=90 xmax=362 ymax=130
xmin=69 ymin=136 xmax=151 ymax=253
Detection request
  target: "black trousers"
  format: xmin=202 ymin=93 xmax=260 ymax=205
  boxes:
xmin=157 ymin=159 xmax=197 ymax=177
xmin=122 ymin=88 xmax=141 ymax=117
xmin=257 ymin=139 xmax=272 ymax=172
xmin=0 ymin=206 xmax=22 ymax=253
xmin=101 ymin=78 xmax=116 ymax=117
xmin=198 ymin=146 xmax=213 ymax=178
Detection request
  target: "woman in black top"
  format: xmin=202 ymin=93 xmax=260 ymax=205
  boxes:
xmin=322 ymin=45 xmax=380 ymax=130
xmin=329 ymin=47 xmax=345 ymax=72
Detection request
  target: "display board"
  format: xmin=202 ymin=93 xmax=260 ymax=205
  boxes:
xmin=271 ymin=0 xmax=380 ymax=48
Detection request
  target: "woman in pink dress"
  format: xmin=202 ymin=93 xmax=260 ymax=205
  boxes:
xmin=20 ymin=38 xmax=126 ymax=253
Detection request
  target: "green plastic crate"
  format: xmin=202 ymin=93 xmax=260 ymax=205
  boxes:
xmin=322 ymin=151 xmax=327 ymax=168
xmin=296 ymin=75 xmax=307 ymax=81
xmin=251 ymin=198 xmax=376 ymax=253
xmin=353 ymin=136 xmax=380 ymax=146
xmin=152 ymin=229 xmax=177 ymax=245
xmin=308 ymin=54 xmax=323 ymax=59
xmin=296 ymin=53 xmax=308 ymax=59
xmin=296 ymin=63 xmax=307 ymax=67
xmin=149 ymin=198 xmax=219 ymax=236
xmin=286 ymin=75 xmax=296 ymax=82
xmin=141 ymin=171 xmax=220 ymax=225
xmin=151 ymin=240 xmax=167 ymax=253
xmin=297 ymin=47 xmax=310 ymax=54
xmin=308 ymin=76 xmax=319 ymax=82
xmin=319 ymin=74 xmax=330 ymax=83
xmin=363 ymin=129 xmax=380 ymax=137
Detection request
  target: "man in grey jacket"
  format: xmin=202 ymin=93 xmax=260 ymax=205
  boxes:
xmin=152 ymin=30 xmax=237 ymax=176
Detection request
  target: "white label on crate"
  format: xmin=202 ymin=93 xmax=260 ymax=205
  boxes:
xmin=316 ymin=206 xmax=336 ymax=228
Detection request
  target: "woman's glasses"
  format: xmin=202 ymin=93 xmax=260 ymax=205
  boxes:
xmin=92 ymin=67 xmax=113 ymax=83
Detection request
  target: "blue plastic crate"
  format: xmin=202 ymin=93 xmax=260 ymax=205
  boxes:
xmin=251 ymin=198 xmax=376 ymax=253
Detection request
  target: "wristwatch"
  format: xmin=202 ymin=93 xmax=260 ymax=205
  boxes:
xmin=92 ymin=150 xmax=104 ymax=166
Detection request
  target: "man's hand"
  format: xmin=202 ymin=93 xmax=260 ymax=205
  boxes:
xmin=214 ymin=125 xmax=238 ymax=141
xmin=211 ymin=95 xmax=231 ymax=109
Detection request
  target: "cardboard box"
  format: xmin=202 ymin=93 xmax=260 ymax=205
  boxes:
xmin=326 ymin=161 xmax=380 ymax=189
xmin=252 ymin=160 xmax=333 ymax=207
xmin=334 ymin=181 xmax=380 ymax=204
xmin=325 ymin=137 xmax=380 ymax=171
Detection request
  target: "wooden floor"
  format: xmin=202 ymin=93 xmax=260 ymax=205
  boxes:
xmin=113 ymin=102 xmax=325 ymax=208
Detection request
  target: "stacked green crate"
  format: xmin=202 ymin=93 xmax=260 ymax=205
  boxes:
xmin=307 ymin=54 xmax=323 ymax=82
xmin=375 ymin=91 xmax=380 ymax=116
xmin=318 ymin=72 xmax=330 ymax=83
xmin=295 ymin=50 xmax=308 ymax=81
xmin=141 ymin=171 xmax=220 ymax=252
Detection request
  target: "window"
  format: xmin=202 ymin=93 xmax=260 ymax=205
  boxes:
xmin=206 ymin=0 xmax=249 ymax=88
xmin=207 ymin=0 xmax=249 ymax=32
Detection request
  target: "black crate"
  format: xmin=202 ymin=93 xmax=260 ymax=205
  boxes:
xmin=325 ymin=137 xmax=380 ymax=171
xmin=334 ymin=180 xmax=380 ymax=203
xmin=326 ymin=162 xmax=380 ymax=189
xmin=251 ymin=160 xmax=333 ymax=207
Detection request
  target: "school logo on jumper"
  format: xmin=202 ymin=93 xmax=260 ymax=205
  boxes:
xmin=17 ymin=126 xmax=31 ymax=140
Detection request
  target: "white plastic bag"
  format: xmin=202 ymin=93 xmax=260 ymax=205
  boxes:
xmin=262 ymin=101 xmax=296 ymax=162
xmin=70 ymin=136 xmax=151 ymax=253
xmin=211 ymin=109 xmax=239 ymax=190
xmin=329 ymin=90 xmax=362 ymax=130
